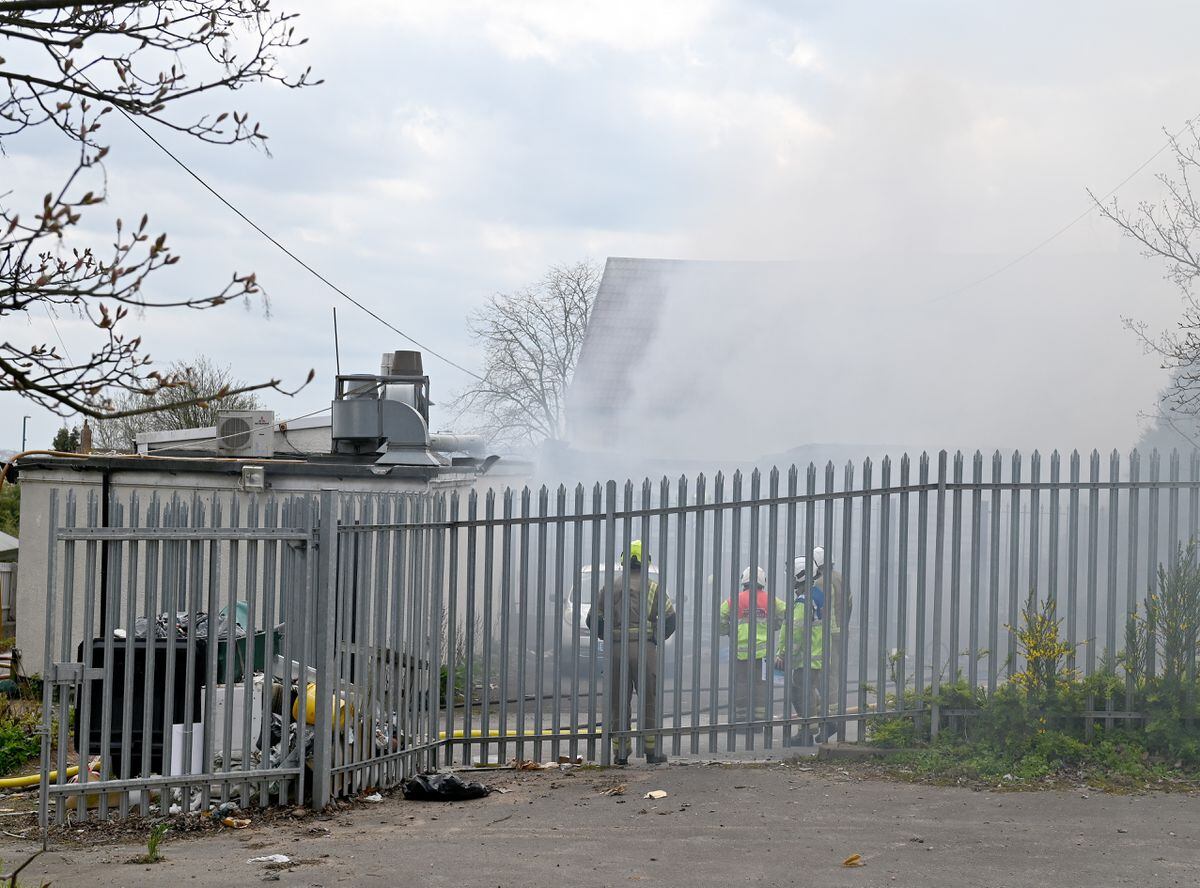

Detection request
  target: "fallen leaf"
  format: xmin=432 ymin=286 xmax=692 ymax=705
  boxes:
xmin=644 ymin=790 xmax=668 ymax=800
xmin=224 ymin=817 xmax=251 ymax=829
xmin=602 ymin=784 xmax=627 ymax=796
xmin=842 ymin=853 xmax=864 ymax=867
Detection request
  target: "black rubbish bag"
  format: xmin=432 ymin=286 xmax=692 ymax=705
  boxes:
xmin=400 ymin=773 xmax=492 ymax=801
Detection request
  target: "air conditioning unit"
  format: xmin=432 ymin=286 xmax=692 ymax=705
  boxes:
xmin=216 ymin=410 xmax=274 ymax=458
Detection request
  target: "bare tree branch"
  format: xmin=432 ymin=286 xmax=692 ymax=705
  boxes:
xmin=450 ymin=261 xmax=600 ymax=449
xmin=0 ymin=0 xmax=318 ymax=418
xmin=93 ymin=354 xmax=270 ymax=449
xmin=1097 ymin=120 xmax=1200 ymax=416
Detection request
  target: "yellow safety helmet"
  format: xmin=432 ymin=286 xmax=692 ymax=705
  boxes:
xmin=621 ymin=539 xmax=646 ymax=566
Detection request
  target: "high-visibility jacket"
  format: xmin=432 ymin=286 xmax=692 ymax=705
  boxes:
xmin=586 ymin=568 xmax=676 ymax=642
xmin=777 ymin=590 xmax=823 ymax=670
xmin=718 ymin=586 xmax=787 ymax=660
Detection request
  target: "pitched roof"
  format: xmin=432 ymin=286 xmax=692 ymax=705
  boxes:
xmin=567 ymin=257 xmax=805 ymax=454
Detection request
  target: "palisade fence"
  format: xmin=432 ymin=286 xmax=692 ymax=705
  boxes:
xmin=38 ymin=448 xmax=1200 ymax=829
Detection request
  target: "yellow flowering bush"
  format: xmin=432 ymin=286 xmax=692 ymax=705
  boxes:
xmin=1009 ymin=589 xmax=1076 ymax=698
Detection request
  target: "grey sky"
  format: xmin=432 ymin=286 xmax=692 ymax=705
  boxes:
xmin=3 ymin=0 xmax=1198 ymax=457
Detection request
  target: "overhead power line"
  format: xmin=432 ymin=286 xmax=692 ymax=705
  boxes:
xmin=928 ymin=114 xmax=1198 ymax=305
xmin=80 ymin=73 xmax=484 ymax=381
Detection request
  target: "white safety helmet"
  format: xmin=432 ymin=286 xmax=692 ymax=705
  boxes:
xmin=740 ymin=566 xmax=768 ymax=587
xmin=812 ymin=546 xmax=826 ymax=573
xmin=793 ymin=556 xmax=807 ymax=581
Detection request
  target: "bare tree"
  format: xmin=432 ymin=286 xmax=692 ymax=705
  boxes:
xmin=0 ymin=1 xmax=318 ymax=420
xmin=93 ymin=355 xmax=262 ymax=451
xmin=1095 ymin=120 xmax=1200 ymax=414
xmin=453 ymin=261 xmax=600 ymax=447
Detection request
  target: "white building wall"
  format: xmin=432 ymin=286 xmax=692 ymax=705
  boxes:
xmin=15 ymin=464 xmax=434 ymax=673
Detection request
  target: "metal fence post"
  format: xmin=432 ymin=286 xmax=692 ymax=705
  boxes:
xmin=38 ymin=491 xmax=59 ymax=845
xmin=311 ymin=489 xmax=337 ymax=810
xmin=930 ymin=451 xmax=947 ymax=742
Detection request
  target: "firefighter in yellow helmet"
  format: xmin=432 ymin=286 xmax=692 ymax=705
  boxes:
xmin=586 ymin=540 xmax=676 ymax=765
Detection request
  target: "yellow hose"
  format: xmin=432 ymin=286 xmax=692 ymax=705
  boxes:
xmin=0 ymin=765 xmax=79 ymax=788
xmin=439 ymin=728 xmax=598 ymax=739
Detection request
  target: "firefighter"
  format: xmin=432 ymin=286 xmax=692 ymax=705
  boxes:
xmin=719 ymin=566 xmax=787 ymax=724
xmin=586 ymin=539 xmax=676 ymax=765
xmin=811 ymin=546 xmax=847 ymax=740
xmin=776 ymin=556 xmax=824 ymax=746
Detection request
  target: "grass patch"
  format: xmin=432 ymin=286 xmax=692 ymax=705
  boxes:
xmin=876 ymin=728 xmax=1200 ymax=792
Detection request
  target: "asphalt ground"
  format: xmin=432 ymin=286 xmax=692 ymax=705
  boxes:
xmin=4 ymin=760 xmax=1198 ymax=888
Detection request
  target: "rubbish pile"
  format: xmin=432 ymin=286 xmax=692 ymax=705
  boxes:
xmin=400 ymin=773 xmax=492 ymax=801
xmin=132 ymin=611 xmax=247 ymax=642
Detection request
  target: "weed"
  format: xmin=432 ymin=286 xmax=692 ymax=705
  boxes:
xmin=146 ymin=823 xmax=168 ymax=862
xmin=128 ymin=822 xmax=169 ymax=865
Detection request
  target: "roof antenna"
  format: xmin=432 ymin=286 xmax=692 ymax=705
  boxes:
xmin=333 ymin=306 xmax=342 ymax=375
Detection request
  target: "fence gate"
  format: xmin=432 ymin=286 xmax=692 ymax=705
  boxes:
xmin=39 ymin=490 xmax=318 ymax=828
xmin=314 ymin=492 xmax=446 ymax=801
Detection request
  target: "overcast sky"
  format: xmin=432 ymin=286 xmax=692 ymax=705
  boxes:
xmin=4 ymin=0 xmax=1200 ymax=457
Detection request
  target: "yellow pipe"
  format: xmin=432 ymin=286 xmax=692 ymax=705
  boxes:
xmin=437 ymin=713 xmax=864 ymax=741
xmin=438 ymin=728 xmax=599 ymax=740
xmin=0 ymin=765 xmax=79 ymax=788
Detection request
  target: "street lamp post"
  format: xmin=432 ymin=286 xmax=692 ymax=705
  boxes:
xmin=21 ymin=416 xmax=30 ymax=453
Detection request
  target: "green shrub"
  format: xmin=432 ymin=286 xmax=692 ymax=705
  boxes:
xmin=867 ymin=715 xmax=920 ymax=748
xmin=0 ymin=710 xmax=40 ymax=777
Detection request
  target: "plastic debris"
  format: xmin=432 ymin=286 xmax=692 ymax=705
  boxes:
xmin=363 ymin=792 xmax=383 ymax=803
xmin=248 ymin=855 xmax=291 ymax=865
xmin=644 ymin=790 xmax=668 ymax=800
xmin=223 ymin=817 xmax=251 ymax=829
xmin=211 ymin=801 xmax=240 ymax=823
xmin=401 ymin=774 xmax=492 ymax=801
xmin=842 ymin=853 xmax=864 ymax=867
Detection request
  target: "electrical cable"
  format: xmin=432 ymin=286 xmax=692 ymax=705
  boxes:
xmin=64 ymin=63 xmax=484 ymax=381
xmin=929 ymin=115 xmax=1199 ymax=305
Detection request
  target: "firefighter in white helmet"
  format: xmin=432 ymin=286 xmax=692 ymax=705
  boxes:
xmin=777 ymin=555 xmax=825 ymax=745
xmin=719 ymin=566 xmax=786 ymax=724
